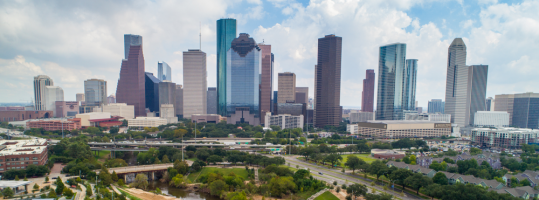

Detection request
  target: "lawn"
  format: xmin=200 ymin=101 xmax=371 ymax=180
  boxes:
xmin=314 ymin=191 xmax=339 ymax=200
xmin=187 ymin=167 xmax=249 ymax=183
xmin=341 ymin=154 xmax=378 ymax=166
xmin=94 ymin=150 xmax=110 ymax=160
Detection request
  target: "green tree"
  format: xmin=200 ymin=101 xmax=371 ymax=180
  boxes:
xmin=86 ymin=184 xmax=93 ymax=196
xmin=118 ymin=179 xmax=125 ymax=187
xmin=111 ymin=171 xmax=119 ymax=182
xmin=345 ymin=155 xmax=365 ymax=173
xmin=324 ymin=153 xmax=343 ymax=168
xmin=422 ymin=184 xmax=443 ymax=200
xmin=207 ymin=155 xmax=223 ymax=165
xmin=33 ymin=183 xmax=39 ymax=191
xmin=346 ymin=183 xmax=368 ymax=199
xmin=268 ymin=176 xmax=296 ymax=197
xmin=48 ymin=190 xmax=57 ymax=198
xmin=99 ymin=168 xmax=113 ymax=185
xmin=470 ymin=147 xmax=482 ymax=155
xmin=45 ymin=176 xmax=49 ymax=182
xmin=409 ymin=155 xmax=417 ymax=165
xmin=63 ymin=187 xmax=75 ymax=198
xmin=133 ymin=174 xmax=149 ymax=190
xmin=169 ymin=174 xmax=187 ymax=188
xmin=405 ymin=173 xmax=433 ymax=195
xmin=15 ymin=175 xmax=19 ymax=181
xmin=162 ymin=155 xmax=171 ymax=163
xmin=55 ymin=177 xmax=65 ymax=195
xmin=432 ymin=172 xmax=448 ymax=185
xmin=2 ymin=187 xmax=14 ymax=198
xmin=369 ymin=160 xmax=389 ymax=180
xmin=388 ymin=168 xmax=413 ymax=189
xmin=209 ymin=180 xmax=228 ymax=196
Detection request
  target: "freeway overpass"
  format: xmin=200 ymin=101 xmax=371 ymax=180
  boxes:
xmin=87 ymin=142 xmax=287 ymax=148
xmin=95 ymin=162 xmax=193 ymax=183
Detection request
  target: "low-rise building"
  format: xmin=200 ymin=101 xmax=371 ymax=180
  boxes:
xmin=227 ymin=107 xmax=259 ymax=126
xmin=347 ymin=124 xmax=358 ymax=134
xmin=356 ymin=120 xmax=451 ymax=138
xmin=0 ymin=110 xmax=53 ymax=122
xmin=128 ymin=117 xmax=167 ymax=128
xmin=264 ymin=113 xmax=304 ymax=130
xmin=349 ymin=112 xmax=374 ymax=123
xmin=191 ymin=114 xmax=226 ymax=123
xmin=26 ymin=118 xmax=81 ymax=131
xmin=102 ymin=103 xmax=135 ymax=119
xmin=160 ymin=104 xmax=177 ymax=124
xmin=88 ymin=116 xmax=123 ymax=128
xmin=0 ymin=139 xmax=49 ymax=172
xmin=474 ymin=111 xmax=510 ymax=127
xmin=76 ymin=112 xmax=111 ymax=127
xmin=471 ymin=127 xmax=539 ymax=149
xmin=404 ymin=113 xmax=451 ymax=123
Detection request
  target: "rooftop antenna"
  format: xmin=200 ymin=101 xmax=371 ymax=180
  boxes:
xmin=199 ymin=22 xmax=202 ymax=50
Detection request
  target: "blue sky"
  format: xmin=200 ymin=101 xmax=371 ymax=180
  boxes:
xmin=1 ymin=0 xmax=538 ymax=110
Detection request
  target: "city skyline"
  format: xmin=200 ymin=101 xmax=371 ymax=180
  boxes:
xmin=1 ymin=1 xmax=538 ymax=109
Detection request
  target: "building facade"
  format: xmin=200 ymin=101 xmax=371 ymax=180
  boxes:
xmin=295 ymin=87 xmax=309 ymax=104
xmin=278 ymin=72 xmax=296 ymax=103
xmin=26 ymin=118 xmax=81 ymax=131
xmin=404 ymin=113 xmax=451 ymax=123
xmin=362 ymin=69 xmax=375 ymax=112
xmin=160 ymin=104 xmax=177 ymax=124
xmin=45 ymin=86 xmax=64 ymax=116
xmin=494 ymin=94 xmax=515 ymax=125
xmin=349 ymin=112 xmax=374 ymax=123
xmin=264 ymin=113 xmax=304 ymax=130
xmin=34 ymin=75 xmax=54 ymax=111
xmin=107 ymin=95 xmax=116 ymax=104
xmin=0 ymin=111 xmax=53 ymax=122
xmin=485 ymin=97 xmax=494 ymax=111
xmin=157 ymin=61 xmax=171 ymax=81
xmin=144 ymin=72 xmax=161 ymax=113
xmin=76 ymin=93 xmax=85 ymax=102
xmin=159 ymin=81 xmax=177 ymax=115
xmin=191 ymin=114 xmax=226 ymax=123
xmin=356 ymin=120 xmax=451 ymax=138
xmin=444 ymin=38 xmax=468 ymax=128
xmin=116 ymin=34 xmax=146 ymax=116
xmin=512 ymin=93 xmax=539 ymax=129
xmin=226 ymin=33 xmax=261 ymax=122
xmin=175 ymin=85 xmax=183 ymax=118
xmin=276 ymin=103 xmax=305 ymax=116
xmin=216 ymin=18 xmax=237 ymax=116
xmin=183 ymin=49 xmax=207 ymax=118
xmin=0 ymin=139 xmax=48 ymax=172
xmin=428 ymin=99 xmax=445 ymax=113
xmin=227 ymin=107 xmax=259 ymax=125
xmin=55 ymin=101 xmax=79 ymax=118
xmin=84 ymin=79 xmax=107 ymax=107
xmin=207 ymin=87 xmax=217 ymax=114
xmin=75 ymin=112 xmax=111 ymax=127
xmin=468 ymin=65 xmax=489 ymax=126
xmin=259 ymin=44 xmax=273 ymax=125
xmin=314 ymin=35 xmax=342 ymax=128
xmin=403 ymin=59 xmax=418 ymax=112
xmin=127 ymin=117 xmax=167 ymax=128
xmin=471 ymin=127 xmax=539 ymax=149
xmin=474 ymin=111 xmax=509 ymax=127
xmin=102 ymin=103 xmax=135 ymax=119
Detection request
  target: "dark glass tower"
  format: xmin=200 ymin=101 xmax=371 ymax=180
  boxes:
xmin=375 ymin=43 xmax=407 ymax=120
xmin=145 ymin=72 xmax=160 ymax=113
xmin=468 ymin=65 xmax=488 ymax=125
xmin=259 ymin=44 xmax=273 ymax=124
xmin=226 ymin=33 xmax=261 ymax=118
xmin=403 ymin=59 xmax=418 ymax=111
xmin=361 ymin=69 xmax=375 ymax=112
xmin=117 ymin=34 xmax=146 ymax=116
xmin=314 ymin=34 xmax=342 ymax=128
xmin=216 ymin=18 xmax=237 ymax=116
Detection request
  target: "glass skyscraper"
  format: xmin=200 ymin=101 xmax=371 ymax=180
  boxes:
xmin=117 ymin=34 xmax=145 ymax=116
xmin=428 ymin=99 xmax=445 ymax=113
xmin=376 ymin=43 xmax=409 ymax=120
xmin=216 ymin=18 xmax=237 ymax=116
xmin=145 ymin=72 xmax=160 ymax=113
xmin=158 ymin=61 xmax=171 ymax=81
xmin=226 ymin=33 xmax=261 ymax=118
xmin=84 ymin=79 xmax=107 ymax=107
xmin=403 ymin=59 xmax=417 ymax=111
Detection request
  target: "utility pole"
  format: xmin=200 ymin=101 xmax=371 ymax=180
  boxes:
xmin=289 ymin=129 xmax=292 ymax=155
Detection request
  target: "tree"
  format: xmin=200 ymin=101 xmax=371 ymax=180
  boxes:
xmin=63 ymin=187 xmax=74 ymax=198
xmin=470 ymin=147 xmax=482 ymax=155
xmin=110 ymin=127 xmax=119 ymax=134
xmin=169 ymin=174 xmax=187 ymax=188
xmin=345 ymin=155 xmax=365 ymax=173
xmin=162 ymin=155 xmax=171 ymax=163
xmin=432 ymin=172 xmax=448 ymax=185
xmin=55 ymin=177 xmax=65 ymax=195
xmin=2 ymin=187 xmax=14 ymax=198
xmin=207 ymin=155 xmax=223 ymax=165
xmin=99 ymin=168 xmax=113 ymax=186
xmin=112 ymin=171 xmax=119 ymax=182
xmin=15 ymin=175 xmax=19 ymax=181
xmin=86 ymin=184 xmax=93 ymax=196
xmin=346 ymin=183 xmax=367 ymax=199
xmin=389 ymin=168 xmax=413 ymax=189
xmin=133 ymin=174 xmax=149 ymax=190
xmin=409 ymin=155 xmax=417 ymax=165
xmin=33 ymin=183 xmax=39 ymax=191
xmin=118 ymin=179 xmax=125 ymax=187
xmin=405 ymin=173 xmax=432 ymax=194
xmin=422 ymin=184 xmax=443 ymax=200
xmin=268 ymin=176 xmax=296 ymax=197
xmin=324 ymin=153 xmax=343 ymax=168
xmin=369 ymin=160 xmax=389 ymax=180
xmin=209 ymin=180 xmax=228 ymax=196
xmin=48 ymin=190 xmax=58 ymax=198
xmin=45 ymin=176 xmax=49 ymax=182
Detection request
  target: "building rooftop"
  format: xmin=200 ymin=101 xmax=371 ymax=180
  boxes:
xmin=0 ymin=139 xmax=47 ymax=156
xmin=0 ymin=181 xmax=32 ymax=188
xmin=366 ymin=120 xmax=449 ymax=124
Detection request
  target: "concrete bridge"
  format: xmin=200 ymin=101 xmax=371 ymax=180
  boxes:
xmin=95 ymin=161 xmax=193 ymax=183
xmin=87 ymin=142 xmax=287 ymax=148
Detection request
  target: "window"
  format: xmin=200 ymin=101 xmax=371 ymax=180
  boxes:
xmin=33 ymin=162 xmax=38 ymax=165
xmin=7 ymin=167 xmax=10 ymax=170
xmin=25 ymin=157 xmax=29 ymax=160
xmin=0 ymin=168 xmax=3 ymax=171
xmin=33 ymin=157 xmax=37 ymax=160
xmin=20 ymin=162 xmax=24 ymax=165
xmin=0 ymin=159 xmax=3 ymax=162
xmin=6 ymin=163 xmax=10 ymax=165
xmin=16 ymin=167 xmax=20 ymax=169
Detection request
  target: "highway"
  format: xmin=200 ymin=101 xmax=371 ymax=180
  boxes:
xmin=275 ymin=155 xmax=421 ymax=200
xmin=95 ymin=161 xmax=193 ymax=174
xmin=86 ymin=141 xmax=287 ymax=148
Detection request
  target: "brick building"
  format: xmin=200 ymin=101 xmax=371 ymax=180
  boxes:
xmin=0 ymin=111 xmax=53 ymax=122
xmin=26 ymin=118 xmax=81 ymax=131
xmin=0 ymin=139 xmax=48 ymax=172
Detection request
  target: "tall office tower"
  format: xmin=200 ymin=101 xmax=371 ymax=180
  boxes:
xmin=183 ymin=49 xmax=207 ymax=118
xmin=467 ymin=65 xmax=488 ymax=125
xmin=375 ymin=43 xmax=407 ymax=120
xmin=84 ymin=79 xmax=107 ymax=107
xmin=444 ymin=38 xmax=468 ymax=127
xmin=512 ymin=93 xmax=539 ymax=129
xmin=145 ymin=72 xmax=160 ymax=113
xmin=45 ymin=86 xmax=64 ymax=116
xmin=259 ymin=44 xmax=273 ymax=124
xmin=216 ymin=18 xmax=237 ymax=116
xmin=175 ymin=84 xmax=183 ymax=118
xmin=278 ymin=72 xmax=296 ymax=103
xmin=117 ymin=34 xmax=145 ymax=116
xmin=485 ymin=97 xmax=494 ymax=111
xmin=295 ymin=87 xmax=309 ymax=104
xmin=76 ymin=93 xmax=85 ymax=102
xmin=314 ymin=34 xmax=342 ymax=128
xmin=361 ymin=69 xmax=375 ymax=112
xmin=107 ymin=94 xmax=116 ymax=104
xmin=157 ymin=61 xmax=172 ymax=81
xmin=272 ymin=91 xmax=278 ymax=114
xmin=159 ymin=81 xmax=177 ymax=113
xmin=207 ymin=87 xmax=217 ymax=114
xmin=34 ymin=75 xmax=54 ymax=110
xmin=226 ymin=33 xmax=261 ymax=122
xmin=428 ymin=99 xmax=445 ymax=113
xmin=403 ymin=59 xmax=418 ymax=111
xmin=494 ymin=94 xmax=515 ymax=125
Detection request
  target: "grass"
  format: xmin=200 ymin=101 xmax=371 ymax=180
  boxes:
xmin=296 ymin=189 xmax=320 ymax=200
xmin=94 ymin=150 xmax=111 ymax=159
xmin=341 ymin=154 xmax=378 ymax=166
xmin=314 ymin=191 xmax=339 ymax=200
xmin=117 ymin=187 xmax=143 ymax=200
xmin=187 ymin=167 xmax=249 ymax=183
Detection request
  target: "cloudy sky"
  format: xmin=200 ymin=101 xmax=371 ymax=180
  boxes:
xmin=1 ymin=0 xmax=538 ymax=109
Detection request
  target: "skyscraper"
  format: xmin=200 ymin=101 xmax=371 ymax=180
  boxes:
xmin=428 ymin=99 xmax=445 ymax=113
xmin=207 ymin=87 xmax=217 ymax=114
xmin=145 ymin=72 xmax=160 ymax=113
xmin=278 ymin=72 xmax=296 ymax=103
xmin=159 ymin=81 xmax=176 ymax=108
xmin=45 ymin=86 xmax=64 ymax=116
xmin=375 ymin=43 xmax=408 ymax=120
xmin=76 ymin=93 xmax=85 ymax=103
xmin=510 ymin=93 xmax=539 ymax=129
xmin=107 ymin=94 xmax=116 ymax=104
xmin=295 ymin=87 xmax=309 ymax=104
xmin=494 ymin=94 xmax=515 ymax=125
xmin=216 ymin=18 xmax=237 ymax=116
xmin=175 ymin=84 xmax=183 ymax=118
xmin=314 ymin=34 xmax=342 ymax=128
xmin=444 ymin=38 xmax=468 ymax=127
xmin=226 ymin=33 xmax=261 ymax=123
xmin=183 ymin=49 xmax=207 ymax=118
xmin=485 ymin=97 xmax=494 ymax=111
xmin=259 ymin=44 xmax=273 ymax=124
xmin=157 ymin=61 xmax=171 ymax=81
xmin=34 ymin=75 xmax=54 ymax=110
xmin=361 ymin=69 xmax=375 ymax=112
xmin=117 ymin=34 xmax=146 ymax=116
xmin=468 ymin=65 xmax=488 ymax=125
xmin=84 ymin=79 xmax=107 ymax=107
xmin=403 ymin=59 xmax=418 ymax=111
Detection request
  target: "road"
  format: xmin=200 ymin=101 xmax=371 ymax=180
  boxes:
xmin=94 ymin=162 xmax=193 ymax=174
xmin=277 ymin=155 xmax=422 ymax=200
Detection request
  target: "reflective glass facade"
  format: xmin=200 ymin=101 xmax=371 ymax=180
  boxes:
xmin=84 ymin=79 xmax=107 ymax=107
xmin=216 ymin=18 xmax=237 ymax=116
xmin=376 ymin=43 xmax=407 ymax=120
xmin=512 ymin=94 xmax=539 ymax=129
xmin=145 ymin=72 xmax=160 ymax=113
xmin=226 ymin=33 xmax=261 ymax=118
xmin=117 ymin=34 xmax=145 ymax=116
xmin=403 ymin=59 xmax=417 ymax=111
xmin=158 ymin=61 xmax=171 ymax=81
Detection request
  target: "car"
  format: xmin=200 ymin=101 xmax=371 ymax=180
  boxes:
xmin=52 ymin=177 xmax=58 ymax=179
xmin=318 ymin=172 xmax=323 ymax=175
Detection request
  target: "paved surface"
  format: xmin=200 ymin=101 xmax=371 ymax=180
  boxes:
xmin=95 ymin=161 xmax=193 ymax=174
xmin=276 ymin=155 xmax=421 ymax=200
xmin=75 ymin=183 xmax=86 ymax=200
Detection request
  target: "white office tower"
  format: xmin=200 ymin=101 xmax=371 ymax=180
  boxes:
xmin=183 ymin=49 xmax=207 ymax=118
xmin=34 ymin=75 xmax=54 ymax=110
xmin=474 ymin=111 xmax=510 ymax=127
xmin=45 ymin=86 xmax=64 ymax=116
xmin=160 ymin=104 xmax=177 ymax=124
